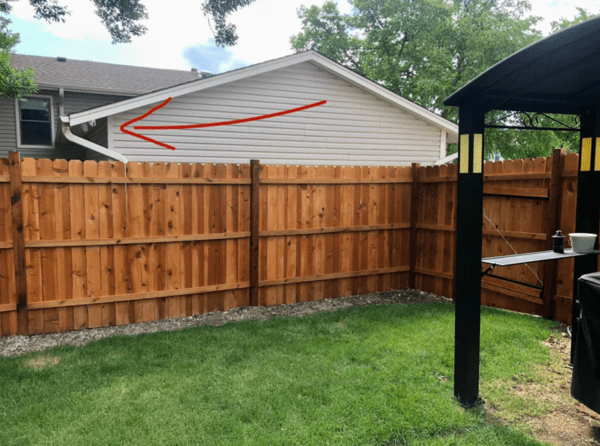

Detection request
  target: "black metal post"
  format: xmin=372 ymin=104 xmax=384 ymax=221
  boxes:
xmin=454 ymin=104 xmax=486 ymax=408
xmin=571 ymin=103 xmax=600 ymax=363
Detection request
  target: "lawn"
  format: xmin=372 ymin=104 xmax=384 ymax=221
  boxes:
xmin=0 ymin=303 xmax=557 ymax=445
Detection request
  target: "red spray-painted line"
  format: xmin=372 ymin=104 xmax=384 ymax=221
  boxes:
xmin=120 ymin=97 xmax=175 ymax=150
xmin=120 ymin=98 xmax=327 ymax=151
xmin=134 ymin=100 xmax=327 ymax=130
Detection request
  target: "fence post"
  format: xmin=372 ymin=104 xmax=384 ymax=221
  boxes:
xmin=409 ymin=163 xmax=420 ymax=289
xmin=249 ymin=159 xmax=260 ymax=306
xmin=541 ymin=148 xmax=565 ymax=319
xmin=9 ymin=151 xmax=28 ymax=335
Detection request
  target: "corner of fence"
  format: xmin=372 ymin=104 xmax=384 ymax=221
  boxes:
xmin=9 ymin=151 xmax=28 ymax=335
xmin=409 ymin=163 xmax=421 ymax=290
xmin=249 ymin=159 xmax=260 ymax=306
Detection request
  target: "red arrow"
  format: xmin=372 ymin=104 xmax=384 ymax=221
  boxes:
xmin=120 ymin=98 xmax=327 ymax=151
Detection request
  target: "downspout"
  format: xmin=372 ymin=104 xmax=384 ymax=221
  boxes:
xmin=60 ymin=116 xmax=128 ymax=163
xmin=58 ymin=87 xmax=65 ymax=116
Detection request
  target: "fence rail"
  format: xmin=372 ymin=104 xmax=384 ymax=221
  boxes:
xmin=0 ymin=149 xmax=593 ymax=337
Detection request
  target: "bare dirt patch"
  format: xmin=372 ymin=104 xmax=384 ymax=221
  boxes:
xmin=484 ymin=325 xmax=600 ymax=446
xmin=22 ymin=354 xmax=61 ymax=371
xmin=530 ymin=329 xmax=600 ymax=446
xmin=0 ymin=288 xmax=450 ymax=358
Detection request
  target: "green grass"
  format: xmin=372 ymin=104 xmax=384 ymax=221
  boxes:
xmin=0 ymin=303 xmax=557 ymax=446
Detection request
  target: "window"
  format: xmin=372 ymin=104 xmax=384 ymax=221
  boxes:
xmin=16 ymin=96 xmax=54 ymax=147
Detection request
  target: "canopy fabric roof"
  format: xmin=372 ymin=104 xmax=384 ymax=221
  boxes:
xmin=444 ymin=17 xmax=600 ymax=115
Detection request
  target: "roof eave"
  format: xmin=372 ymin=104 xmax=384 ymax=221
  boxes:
xmin=68 ymin=50 xmax=458 ymax=137
xmin=36 ymin=84 xmax=141 ymax=97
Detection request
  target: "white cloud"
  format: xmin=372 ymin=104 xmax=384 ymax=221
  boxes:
xmin=528 ymin=0 xmax=600 ymax=34
xmin=24 ymin=0 xmax=599 ymax=73
xmin=10 ymin=0 xmax=109 ymax=40
xmin=9 ymin=0 xmax=353 ymax=70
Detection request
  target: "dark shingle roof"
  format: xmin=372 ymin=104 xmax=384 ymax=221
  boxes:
xmin=11 ymin=54 xmax=202 ymax=95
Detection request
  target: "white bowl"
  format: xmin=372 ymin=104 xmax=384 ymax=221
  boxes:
xmin=568 ymin=233 xmax=597 ymax=253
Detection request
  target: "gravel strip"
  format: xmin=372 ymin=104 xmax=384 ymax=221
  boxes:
xmin=0 ymin=288 xmax=452 ymax=357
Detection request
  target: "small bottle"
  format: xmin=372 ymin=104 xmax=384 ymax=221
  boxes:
xmin=553 ymin=230 xmax=565 ymax=253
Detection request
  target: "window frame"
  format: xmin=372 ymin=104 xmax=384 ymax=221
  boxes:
xmin=15 ymin=95 xmax=55 ymax=149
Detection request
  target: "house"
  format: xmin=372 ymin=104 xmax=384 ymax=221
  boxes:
xmin=4 ymin=51 xmax=459 ymax=166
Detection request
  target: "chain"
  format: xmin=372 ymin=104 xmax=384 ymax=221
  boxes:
xmin=482 ymin=206 xmax=543 ymax=286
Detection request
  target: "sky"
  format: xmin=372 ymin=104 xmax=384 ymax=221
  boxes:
xmin=6 ymin=0 xmax=600 ymax=74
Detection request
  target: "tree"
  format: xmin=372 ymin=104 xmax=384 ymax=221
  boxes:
xmin=0 ymin=0 xmax=256 ymax=99
xmin=0 ymin=0 xmax=149 ymax=44
xmin=291 ymin=0 xmax=586 ymax=160
xmin=0 ymin=14 xmax=35 ymax=98
xmin=551 ymin=7 xmax=597 ymax=33
xmin=0 ymin=0 xmax=149 ymax=99
xmin=201 ymin=0 xmax=257 ymax=47
xmin=484 ymin=7 xmax=600 ymax=159
xmin=293 ymin=0 xmax=540 ymax=121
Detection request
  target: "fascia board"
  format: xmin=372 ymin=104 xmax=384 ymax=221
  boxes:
xmin=66 ymin=49 xmax=458 ymax=139
xmin=308 ymin=53 xmax=458 ymax=137
xmin=36 ymin=84 xmax=140 ymax=97
xmin=68 ymin=51 xmax=318 ymax=126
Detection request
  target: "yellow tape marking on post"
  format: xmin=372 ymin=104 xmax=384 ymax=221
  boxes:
xmin=596 ymin=137 xmax=600 ymax=171
xmin=581 ymin=137 xmax=592 ymax=171
xmin=459 ymin=134 xmax=469 ymax=174
xmin=473 ymin=134 xmax=483 ymax=174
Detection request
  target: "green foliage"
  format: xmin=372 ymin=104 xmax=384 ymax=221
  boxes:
xmin=202 ymin=0 xmax=257 ymax=47
xmin=292 ymin=0 xmax=541 ymax=122
xmin=0 ymin=304 xmax=556 ymax=445
xmin=0 ymin=0 xmax=151 ymax=99
xmin=291 ymin=0 xmax=590 ymax=160
xmin=485 ymin=121 xmax=579 ymax=160
xmin=91 ymin=0 xmax=149 ymax=44
xmin=551 ymin=7 xmax=598 ymax=33
xmin=0 ymin=0 xmax=260 ymax=99
xmin=0 ymin=15 xmax=35 ymax=98
xmin=0 ymin=0 xmax=148 ymax=43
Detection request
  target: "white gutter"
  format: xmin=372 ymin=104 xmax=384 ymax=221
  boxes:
xmin=433 ymin=152 xmax=458 ymax=165
xmin=60 ymin=116 xmax=128 ymax=163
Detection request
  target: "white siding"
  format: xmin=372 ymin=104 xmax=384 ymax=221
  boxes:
xmin=109 ymin=61 xmax=444 ymax=166
xmin=64 ymin=92 xmax=131 ymax=115
xmin=0 ymin=90 xmax=127 ymax=160
xmin=0 ymin=97 xmax=17 ymax=154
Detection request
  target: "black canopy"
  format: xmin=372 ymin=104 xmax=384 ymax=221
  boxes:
xmin=443 ymin=17 xmax=600 ymax=408
xmin=444 ymin=16 xmax=600 ymax=114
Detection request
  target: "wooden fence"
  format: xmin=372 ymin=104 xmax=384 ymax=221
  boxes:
xmin=412 ymin=148 xmax=588 ymax=325
xmin=0 ymin=150 xmax=593 ymax=337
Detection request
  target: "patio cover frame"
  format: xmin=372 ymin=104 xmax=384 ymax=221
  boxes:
xmin=444 ymin=17 xmax=600 ymax=407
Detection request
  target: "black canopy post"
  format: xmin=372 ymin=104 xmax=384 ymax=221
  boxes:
xmin=443 ymin=16 xmax=600 ymax=412
xmin=572 ymin=102 xmax=600 ymax=363
xmin=454 ymin=104 xmax=486 ymax=408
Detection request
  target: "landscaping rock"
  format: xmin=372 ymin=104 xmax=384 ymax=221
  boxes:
xmin=0 ymin=288 xmax=452 ymax=357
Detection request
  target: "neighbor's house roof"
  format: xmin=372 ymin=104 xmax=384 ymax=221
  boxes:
xmin=63 ymin=50 xmax=459 ymax=141
xmin=444 ymin=16 xmax=600 ymax=114
xmin=11 ymin=54 xmax=202 ymax=96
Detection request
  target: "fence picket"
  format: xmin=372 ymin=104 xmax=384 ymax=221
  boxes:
xmin=69 ymin=160 xmax=88 ymax=330
xmin=83 ymin=161 xmax=102 ymax=328
xmin=112 ymin=161 xmax=129 ymax=326
xmin=141 ymin=162 xmax=157 ymax=322
xmin=98 ymin=161 xmax=116 ymax=327
xmin=0 ymin=153 xmax=592 ymax=336
xmin=53 ymin=159 xmax=73 ymax=332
